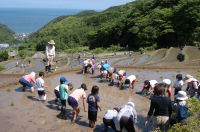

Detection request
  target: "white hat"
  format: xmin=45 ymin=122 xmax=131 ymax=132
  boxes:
xmin=30 ymin=72 xmax=35 ymax=77
xmin=48 ymin=40 xmax=55 ymax=45
xmin=127 ymin=102 xmax=135 ymax=108
xmin=163 ymin=79 xmax=171 ymax=85
xmin=175 ymin=91 xmax=188 ymax=101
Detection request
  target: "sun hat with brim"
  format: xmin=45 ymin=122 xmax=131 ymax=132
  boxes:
xmin=163 ymin=79 xmax=171 ymax=85
xmin=48 ymin=40 xmax=55 ymax=45
xmin=183 ymin=74 xmax=193 ymax=82
xmin=175 ymin=91 xmax=188 ymax=101
xmin=60 ymin=77 xmax=68 ymax=83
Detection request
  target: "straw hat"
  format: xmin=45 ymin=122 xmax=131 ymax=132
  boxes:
xmin=175 ymin=91 xmax=188 ymax=101
xmin=183 ymin=74 xmax=194 ymax=82
xmin=48 ymin=40 xmax=55 ymax=45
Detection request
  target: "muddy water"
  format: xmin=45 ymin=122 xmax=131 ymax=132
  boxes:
xmin=107 ymin=56 xmax=128 ymax=65
xmin=70 ymin=59 xmax=83 ymax=66
xmin=25 ymin=59 xmax=44 ymax=73
xmin=115 ymin=58 xmax=135 ymax=65
xmin=0 ymin=70 xmax=188 ymax=132
xmin=133 ymin=56 xmax=149 ymax=65
xmin=3 ymin=67 xmax=21 ymax=74
xmin=5 ymin=60 xmax=21 ymax=68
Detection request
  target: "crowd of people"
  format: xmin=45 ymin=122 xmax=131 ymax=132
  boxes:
xmin=17 ymin=40 xmax=200 ymax=132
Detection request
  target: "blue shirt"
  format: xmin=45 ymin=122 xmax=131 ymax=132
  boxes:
xmin=102 ymin=64 xmax=111 ymax=70
xmin=87 ymin=94 xmax=100 ymax=112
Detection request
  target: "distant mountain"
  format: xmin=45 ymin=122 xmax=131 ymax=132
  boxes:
xmin=0 ymin=24 xmax=16 ymax=44
xmin=27 ymin=0 xmax=200 ymax=51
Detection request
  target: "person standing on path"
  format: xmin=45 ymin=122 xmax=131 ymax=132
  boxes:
xmin=144 ymin=83 xmax=172 ymax=132
xmin=45 ymin=40 xmax=55 ymax=72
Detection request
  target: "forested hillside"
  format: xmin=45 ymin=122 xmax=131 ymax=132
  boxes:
xmin=0 ymin=24 xmax=16 ymax=44
xmin=27 ymin=0 xmax=200 ymax=51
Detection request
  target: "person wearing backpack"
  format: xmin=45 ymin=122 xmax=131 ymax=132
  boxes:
xmin=173 ymin=91 xmax=189 ymax=125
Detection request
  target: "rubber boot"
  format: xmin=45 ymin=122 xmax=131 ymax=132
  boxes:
xmin=48 ymin=65 xmax=52 ymax=72
xmin=45 ymin=66 xmax=48 ymax=72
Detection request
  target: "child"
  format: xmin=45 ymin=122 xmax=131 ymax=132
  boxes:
xmin=117 ymin=70 xmax=126 ymax=87
xmin=54 ymin=83 xmax=73 ymax=105
xmin=163 ymin=79 xmax=172 ymax=98
xmin=103 ymin=108 xmax=119 ymax=131
xmin=173 ymin=74 xmax=184 ymax=95
xmin=59 ymin=77 xmax=69 ymax=116
xmin=125 ymin=75 xmax=136 ymax=89
xmin=87 ymin=85 xmax=102 ymax=128
xmin=68 ymin=83 xmax=88 ymax=123
xmin=19 ymin=72 xmax=36 ymax=92
xmin=36 ymin=72 xmax=48 ymax=101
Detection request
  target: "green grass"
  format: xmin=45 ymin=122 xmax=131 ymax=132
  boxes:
xmin=10 ymin=101 xmax=14 ymax=107
xmin=156 ymin=70 xmax=159 ymax=73
xmin=136 ymin=80 xmax=139 ymax=83
xmin=177 ymin=70 xmax=181 ymax=73
xmin=7 ymin=88 xmax=11 ymax=92
xmin=136 ymin=75 xmax=139 ymax=78
xmin=198 ymin=69 xmax=200 ymax=72
xmin=172 ymin=75 xmax=175 ymax=78
xmin=160 ymin=76 xmax=163 ymax=79
xmin=0 ymin=65 xmax=6 ymax=71
xmin=196 ymin=74 xmax=200 ymax=78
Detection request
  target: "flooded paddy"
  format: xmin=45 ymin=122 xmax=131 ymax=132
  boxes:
xmin=133 ymin=55 xmax=149 ymax=65
xmin=4 ymin=60 xmax=21 ymax=68
xmin=0 ymin=68 xmax=190 ymax=132
xmin=25 ymin=59 xmax=44 ymax=73
xmin=115 ymin=58 xmax=135 ymax=65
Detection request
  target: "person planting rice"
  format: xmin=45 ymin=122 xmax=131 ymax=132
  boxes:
xmin=19 ymin=72 xmax=36 ymax=92
xmin=163 ymin=79 xmax=172 ymax=98
xmin=87 ymin=85 xmax=102 ymax=128
xmin=68 ymin=83 xmax=88 ymax=123
xmin=107 ymin=67 xmax=117 ymax=86
xmin=194 ymin=86 xmax=200 ymax=100
xmin=36 ymin=72 xmax=48 ymax=101
xmin=45 ymin=40 xmax=55 ymax=72
xmin=124 ymin=75 xmax=136 ymax=89
xmin=114 ymin=102 xmax=137 ymax=132
xmin=103 ymin=108 xmax=120 ymax=131
xmin=117 ymin=70 xmax=126 ymax=87
xmin=54 ymin=83 xmax=73 ymax=106
xmin=100 ymin=63 xmax=111 ymax=80
xmin=82 ymin=59 xmax=95 ymax=74
xmin=173 ymin=74 xmax=184 ymax=96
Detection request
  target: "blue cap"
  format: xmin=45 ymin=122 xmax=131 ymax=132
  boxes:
xmin=60 ymin=77 xmax=68 ymax=83
xmin=68 ymin=83 xmax=73 ymax=87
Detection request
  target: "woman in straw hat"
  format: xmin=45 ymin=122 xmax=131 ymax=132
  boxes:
xmin=45 ymin=40 xmax=55 ymax=72
xmin=184 ymin=74 xmax=199 ymax=97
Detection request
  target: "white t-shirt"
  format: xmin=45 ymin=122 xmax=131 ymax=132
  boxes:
xmin=174 ymin=80 xmax=184 ymax=87
xmin=55 ymin=85 xmax=59 ymax=91
xmin=104 ymin=109 xmax=118 ymax=120
xmin=36 ymin=78 xmax=45 ymax=91
xmin=83 ymin=59 xmax=89 ymax=66
xmin=149 ymin=80 xmax=158 ymax=88
xmin=127 ymin=75 xmax=136 ymax=83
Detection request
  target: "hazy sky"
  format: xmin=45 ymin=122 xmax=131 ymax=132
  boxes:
xmin=0 ymin=0 xmax=134 ymax=10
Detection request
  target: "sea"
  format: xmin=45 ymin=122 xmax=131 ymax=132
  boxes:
xmin=0 ymin=8 xmax=84 ymax=33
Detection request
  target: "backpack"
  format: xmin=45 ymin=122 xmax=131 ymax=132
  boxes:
xmin=177 ymin=103 xmax=190 ymax=121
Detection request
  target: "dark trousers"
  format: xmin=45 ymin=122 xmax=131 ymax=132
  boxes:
xmin=120 ymin=116 xmax=135 ymax=132
xmin=103 ymin=118 xmax=116 ymax=131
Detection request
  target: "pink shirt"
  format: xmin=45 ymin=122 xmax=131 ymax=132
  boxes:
xmin=23 ymin=75 xmax=36 ymax=83
xmin=70 ymin=88 xmax=86 ymax=102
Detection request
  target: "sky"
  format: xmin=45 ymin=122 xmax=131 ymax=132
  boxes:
xmin=0 ymin=0 xmax=134 ymax=10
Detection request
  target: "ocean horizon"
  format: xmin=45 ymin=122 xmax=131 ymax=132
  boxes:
xmin=0 ymin=8 xmax=90 ymax=33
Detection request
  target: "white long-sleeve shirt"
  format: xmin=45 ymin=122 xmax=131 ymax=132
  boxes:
xmin=46 ymin=45 xmax=55 ymax=57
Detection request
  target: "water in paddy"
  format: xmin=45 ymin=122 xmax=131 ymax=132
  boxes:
xmin=133 ymin=56 xmax=149 ymax=65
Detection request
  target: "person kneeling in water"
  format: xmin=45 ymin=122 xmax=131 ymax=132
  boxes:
xmin=124 ymin=75 xmax=136 ymax=89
